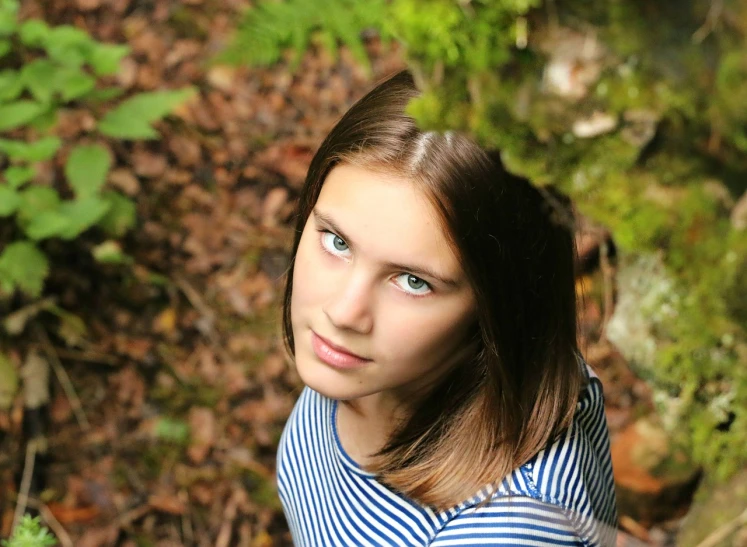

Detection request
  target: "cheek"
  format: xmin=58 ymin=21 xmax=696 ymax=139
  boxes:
xmin=379 ymin=304 xmax=473 ymax=366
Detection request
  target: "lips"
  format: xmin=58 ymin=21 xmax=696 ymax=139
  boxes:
xmin=311 ymin=331 xmax=371 ymax=369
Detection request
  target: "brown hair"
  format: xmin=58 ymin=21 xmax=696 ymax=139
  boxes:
xmin=281 ymin=69 xmax=585 ymax=510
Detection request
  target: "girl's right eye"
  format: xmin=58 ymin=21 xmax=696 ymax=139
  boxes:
xmin=319 ymin=231 xmax=350 ymax=257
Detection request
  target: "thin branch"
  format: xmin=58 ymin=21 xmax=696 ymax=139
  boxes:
xmin=693 ymin=0 xmax=724 ymax=43
xmin=695 ymin=507 xmax=747 ymax=547
xmin=12 ymin=438 xmax=38 ymax=531
xmin=36 ymin=326 xmax=90 ymax=431
xmin=173 ymin=274 xmax=231 ymax=365
xmin=53 ymin=348 xmax=119 ymax=367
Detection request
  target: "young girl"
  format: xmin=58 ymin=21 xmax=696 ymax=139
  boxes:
xmin=276 ymin=69 xmax=618 ymax=546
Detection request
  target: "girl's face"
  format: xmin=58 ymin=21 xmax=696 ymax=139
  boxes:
xmin=290 ymin=163 xmax=477 ymax=406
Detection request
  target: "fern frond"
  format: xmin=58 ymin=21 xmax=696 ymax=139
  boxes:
xmin=219 ymin=0 xmax=389 ymax=75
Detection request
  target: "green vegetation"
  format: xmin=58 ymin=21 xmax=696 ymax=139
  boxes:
xmin=0 ymin=0 xmax=194 ymax=298
xmin=219 ymin=0 xmax=390 ymax=74
xmin=1 ymin=515 xmax=56 ymax=547
xmin=227 ymin=0 xmax=747 ymax=483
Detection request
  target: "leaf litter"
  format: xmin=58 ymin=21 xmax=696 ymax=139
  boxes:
xmin=0 ymin=0 xmax=667 ymax=544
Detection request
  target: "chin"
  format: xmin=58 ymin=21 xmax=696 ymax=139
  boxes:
xmin=295 ymin=353 xmax=368 ymax=401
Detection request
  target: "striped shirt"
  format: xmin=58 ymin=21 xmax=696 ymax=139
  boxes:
xmin=276 ymin=364 xmax=618 ymax=546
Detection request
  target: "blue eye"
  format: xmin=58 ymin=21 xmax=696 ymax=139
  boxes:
xmin=395 ymin=273 xmax=431 ymax=296
xmin=321 ymin=231 xmax=350 ymax=256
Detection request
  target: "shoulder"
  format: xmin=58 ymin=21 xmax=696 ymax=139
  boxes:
xmin=518 ymin=362 xmax=618 ymax=545
xmin=430 ymin=494 xmax=586 ymax=546
xmin=433 ymin=361 xmax=618 ymax=546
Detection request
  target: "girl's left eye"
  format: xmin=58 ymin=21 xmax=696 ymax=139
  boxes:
xmin=394 ymin=273 xmax=432 ymax=296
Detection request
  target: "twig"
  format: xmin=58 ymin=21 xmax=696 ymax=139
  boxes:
xmin=53 ymin=348 xmax=119 ymax=367
xmin=12 ymin=438 xmax=38 ymax=531
xmin=180 ymin=490 xmax=194 ymax=545
xmin=214 ymin=489 xmax=241 ymax=547
xmin=36 ymin=327 xmax=90 ymax=431
xmin=693 ymin=0 xmax=724 ymax=43
xmin=695 ymin=507 xmax=747 ymax=547
xmin=173 ymin=274 xmax=231 ymax=365
xmin=173 ymin=273 xmax=216 ymax=326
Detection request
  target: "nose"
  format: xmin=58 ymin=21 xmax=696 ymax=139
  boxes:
xmin=322 ymin=269 xmax=374 ymax=334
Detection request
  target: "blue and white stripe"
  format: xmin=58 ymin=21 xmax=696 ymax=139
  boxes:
xmin=276 ymin=362 xmax=618 ymax=546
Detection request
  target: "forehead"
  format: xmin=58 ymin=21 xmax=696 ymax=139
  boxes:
xmin=315 ymin=164 xmax=461 ymax=272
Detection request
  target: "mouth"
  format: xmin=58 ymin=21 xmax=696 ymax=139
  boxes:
xmin=311 ymin=331 xmax=371 ymax=369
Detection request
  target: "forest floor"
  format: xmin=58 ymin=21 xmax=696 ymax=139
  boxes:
xmin=0 ymin=0 xmax=692 ymax=545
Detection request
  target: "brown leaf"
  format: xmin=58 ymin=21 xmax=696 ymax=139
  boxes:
xmin=108 ymin=168 xmax=141 ymax=196
xmin=148 ymin=493 xmax=186 ymax=515
xmin=187 ymin=407 xmax=216 ymax=464
xmin=132 ymin=149 xmax=167 ymax=178
xmin=169 ymin=135 xmax=202 ymax=167
xmin=75 ymin=525 xmax=119 ymax=547
xmin=222 ymin=362 xmax=250 ymax=397
xmin=47 ymin=502 xmax=100 ymax=524
xmin=261 ymin=187 xmax=289 ymax=228
xmin=207 ymin=65 xmax=238 ymax=93
xmin=50 ymin=391 xmax=73 ymax=424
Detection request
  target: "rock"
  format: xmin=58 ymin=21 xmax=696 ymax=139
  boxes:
xmin=612 ymin=417 xmax=701 ymax=527
xmin=606 ymin=252 xmax=682 ymax=382
xmin=621 ymin=109 xmax=659 ymax=148
xmin=731 ymin=191 xmax=747 ymax=231
xmin=677 ymin=469 xmax=747 ymax=547
xmin=572 ymin=111 xmax=618 ymax=138
xmin=538 ymin=27 xmax=606 ymax=100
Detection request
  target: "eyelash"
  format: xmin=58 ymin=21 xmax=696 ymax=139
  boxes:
xmin=316 ymin=229 xmax=433 ymax=298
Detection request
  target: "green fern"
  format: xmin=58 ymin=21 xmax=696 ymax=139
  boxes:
xmin=1 ymin=515 xmax=57 ymax=547
xmin=219 ymin=0 xmax=388 ymax=73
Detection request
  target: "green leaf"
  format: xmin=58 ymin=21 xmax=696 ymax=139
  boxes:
xmin=23 ymin=210 xmax=71 ymax=240
xmin=0 ymin=241 xmax=49 ymax=297
xmin=17 ymin=185 xmax=60 ymax=228
xmin=65 ymin=144 xmax=111 ymax=198
xmin=23 ymin=196 xmax=110 ymax=240
xmin=26 ymin=107 xmax=56 ymax=132
xmin=98 ymin=88 xmax=196 ymax=140
xmin=0 ymin=184 xmax=20 ymax=216
xmin=98 ymin=190 xmax=136 ymax=237
xmin=21 ymin=59 xmax=57 ymax=103
xmin=18 ymin=19 xmax=50 ymax=47
xmin=155 ymin=417 xmax=190 ymax=444
xmin=57 ymin=69 xmax=96 ymax=101
xmin=86 ymin=86 xmax=124 ymax=102
xmin=92 ymin=240 xmax=131 ymax=264
xmin=57 ymin=196 xmax=111 ymax=239
xmin=44 ymin=25 xmax=92 ymax=68
xmin=0 ymin=0 xmax=18 ymax=37
xmin=0 ymin=69 xmax=24 ymax=102
xmin=0 ymin=352 xmax=18 ymax=411
xmin=0 ymin=39 xmax=10 ymax=58
xmin=0 ymin=100 xmax=45 ymax=131
xmin=0 ymin=137 xmax=61 ymax=161
xmin=4 ymin=165 xmax=34 ymax=188
xmin=88 ymin=43 xmax=130 ymax=76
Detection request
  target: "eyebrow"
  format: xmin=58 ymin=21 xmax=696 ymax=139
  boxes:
xmin=312 ymin=208 xmax=460 ymax=288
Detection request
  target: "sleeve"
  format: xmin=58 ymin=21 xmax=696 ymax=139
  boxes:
xmin=429 ymin=496 xmax=588 ymax=547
